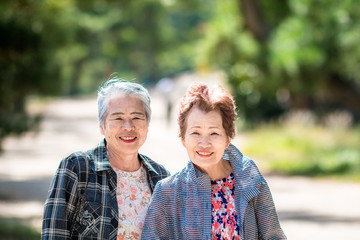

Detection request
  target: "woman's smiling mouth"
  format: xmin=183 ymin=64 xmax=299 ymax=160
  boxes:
xmin=120 ymin=136 xmax=136 ymax=143
xmin=196 ymin=150 xmax=213 ymax=157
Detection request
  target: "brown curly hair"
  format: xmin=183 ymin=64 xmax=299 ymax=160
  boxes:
xmin=177 ymin=82 xmax=237 ymax=139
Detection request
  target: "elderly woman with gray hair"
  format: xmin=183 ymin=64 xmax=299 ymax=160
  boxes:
xmin=42 ymin=78 xmax=170 ymax=239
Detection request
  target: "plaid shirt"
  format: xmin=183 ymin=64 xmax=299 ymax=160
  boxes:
xmin=142 ymin=143 xmax=286 ymax=240
xmin=42 ymin=139 xmax=170 ymax=240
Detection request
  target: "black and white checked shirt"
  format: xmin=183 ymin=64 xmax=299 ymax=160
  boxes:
xmin=42 ymin=139 xmax=170 ymax=239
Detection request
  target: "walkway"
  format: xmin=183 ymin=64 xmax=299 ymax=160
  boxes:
xmin=1 ymin=88 xmax=360 ymax=239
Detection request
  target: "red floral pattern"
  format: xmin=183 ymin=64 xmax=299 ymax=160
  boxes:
xmin=112 ymin=164 xmax=151 ymax=239
xmin=211 ymin=173 xmax=240 ymax=240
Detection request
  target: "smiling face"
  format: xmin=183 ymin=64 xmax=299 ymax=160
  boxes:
xmin=100 ymin=94 xmax=148 ymax=159
xmin=181 ymin=106 xmax=231 ymax=175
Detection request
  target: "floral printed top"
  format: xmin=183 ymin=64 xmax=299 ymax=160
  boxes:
xmin=112 ymin=164 xmax=152 ymax=240
xmin=211 ymin=172 xmax=240 ymax=240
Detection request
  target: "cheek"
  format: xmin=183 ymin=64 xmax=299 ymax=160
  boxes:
xmin=143 ymin=123 xmax=149 ymax=131
xmin=100 ymin=122 xmax=112 ymax=136
xmin=181 ymin=136 xmax=193 ymax=149
xmin=181 ymin=137 xmax=195 ymax=147
xmin=142 ymin=127 xmax=149 ymax=138
xmin=183 ymin=137 xmax=198 ymax=149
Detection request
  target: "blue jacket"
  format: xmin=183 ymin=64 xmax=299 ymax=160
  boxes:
xmin=142 ymin=143 xmax=286 ymax=240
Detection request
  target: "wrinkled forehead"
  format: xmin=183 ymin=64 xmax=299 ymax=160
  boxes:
xmin=185 ymin=106 xmax=223 ymax=128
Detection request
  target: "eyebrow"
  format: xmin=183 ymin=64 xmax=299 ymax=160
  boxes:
xmin=111 ymin=112 xmax=145 ymax=116
xmin=189 ymin=125 xmax=220 ymax=129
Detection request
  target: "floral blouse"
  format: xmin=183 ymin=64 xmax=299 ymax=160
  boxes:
xmin=211 ymin=172 xmax=240 ymax=240
xmin=112 ymin=164 xmax=152 ymax=240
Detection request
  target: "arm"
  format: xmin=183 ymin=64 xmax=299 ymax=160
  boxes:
xmin=41 ymin=157 xmax=80 ymax=240
xmin=141 ymin=182 xmax=170 ymax=240
xmin=254 ymin=181 xmax=286 ymax=240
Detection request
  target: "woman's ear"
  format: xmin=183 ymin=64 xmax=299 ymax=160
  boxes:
xmin=226 ymin=137 xmax=231 ymax=148
xmin=99 ymin=124 xmax=105 ymax=135
xmin=181 ymin=137 xmax=186 ymax=148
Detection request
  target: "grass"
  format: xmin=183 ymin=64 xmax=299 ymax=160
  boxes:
xmin=0 ymin=217 xmax=41 ymax=240
xmin=239 ymin=124 xmax=360 ymax=181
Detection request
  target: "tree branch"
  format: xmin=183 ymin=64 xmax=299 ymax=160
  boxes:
xmin=239 ymin=0 xmax=270 ymax=43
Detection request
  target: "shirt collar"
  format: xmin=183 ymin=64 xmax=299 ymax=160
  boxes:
xmin=187 ymin=143 xmax=240 ymax=179
xmin=140 ymin=154 xmax=160 ymax=175
xmin=93 ymin=139 xmax=112 ymax=172
xmin=186 ymin=143 xmax=263 ymax=184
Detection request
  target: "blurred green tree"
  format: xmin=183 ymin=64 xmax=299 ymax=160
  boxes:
xmin=0 ymin=0 xmax=64 ymax=149
xmin=2 ymin=0 xmax=360 ymax=149
xmin=56 ymin=0 xmax=212 ymax=93
xmin=0 ymin=0 xmax=210 ymax=148
xmin=196 ymin=0 xmax=360 ymax=123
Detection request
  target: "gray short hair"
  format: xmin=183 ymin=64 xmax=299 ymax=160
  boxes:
xmin=97 ymin=78 xmax=151 ymax=128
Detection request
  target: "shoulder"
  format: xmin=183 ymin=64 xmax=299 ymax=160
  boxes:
xmin=55 ymin=150 xmax=94 ymax=180
xmin=226 ymin=144 xmax=260 ymax=171
xmin=241 ymin=155 xmax=262 ymax=174
xmin=140 ymin=154 xmax=170 ymax=176
xmin=240 ymin=155 xmax=265 ymax=184
xmin=155 ymin=166 xmax=192 ymax=191
xmin=151 ymin=172 xmax=181 ymax=203
xmin=62 ymin=151 xmax=90 ymax=167
xmin=226 ymin=144 xmax=265 ymax=184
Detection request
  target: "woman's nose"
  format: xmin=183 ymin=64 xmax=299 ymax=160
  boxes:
xmin=122 ymin=119 xmax=135 ymax=130
xmin=198 ymin=135 xmax=211 ymax=147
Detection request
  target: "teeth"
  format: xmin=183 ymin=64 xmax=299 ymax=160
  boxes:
xmin=198 ymin=151 xmax=211 ymax=156
xmin=121 ymin=136 xmax=135 ymax=140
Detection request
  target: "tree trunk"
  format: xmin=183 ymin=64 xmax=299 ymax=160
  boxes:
xmin=68 ymin=57 xmax=87 ymax=96
xmin=239 ymin=0 xmax=270 ymax=43
xmin=323 ymin=73 xmax=360 ymax=117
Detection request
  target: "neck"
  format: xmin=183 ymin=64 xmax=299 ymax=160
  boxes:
xmin=107 ymin=147 xmax=141 ymax=172
xmin=198 ymin=159 xmax=233 ymax=180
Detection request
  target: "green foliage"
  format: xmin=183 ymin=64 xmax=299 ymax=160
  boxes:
xmin=2 ymin=0 xmax=360 ymax=148
xmin=0 ymin=0 xmax=63 ymax=148
xmin=0 ymin=0 xmax=211 ymax=147
xmin=241 ymin=123 xmax=360 ymax=181
xmin=198 ymin=0 xmax=360 ymax=122
xmin=53 ymin=0 xmax=213 ymax=92
xmin=0 ymin=217 xmax=40 ymax=240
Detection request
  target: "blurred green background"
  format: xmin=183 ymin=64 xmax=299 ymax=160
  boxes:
xmin=1 ymin=1 xmax=360 ymax=176
xmin=1 ymin=0 xmax=360 ymax=238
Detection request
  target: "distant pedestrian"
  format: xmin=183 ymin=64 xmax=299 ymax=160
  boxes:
xmin=156 ymin=77 xmax=174 ymax=125
xmin=142 ymin=82 xmax=286 ymax=239
xmin=42 ymin=78 xmax=170 ymax=239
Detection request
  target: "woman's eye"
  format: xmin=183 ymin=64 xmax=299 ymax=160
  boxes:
xmin=211 ymin=132 xmax=219 ymax=136
xmin=133 ymin=115 xmax=145 ymax=120
xmin=191 ymin=132 xmax=200 ymax=135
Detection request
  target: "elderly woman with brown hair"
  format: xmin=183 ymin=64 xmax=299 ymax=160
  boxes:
xmin=141 ymin=82 xmax=286 ymax=239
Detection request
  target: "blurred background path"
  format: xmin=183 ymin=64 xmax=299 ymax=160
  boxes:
xmin=1 ymin=85 xmax=360 ymax=239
